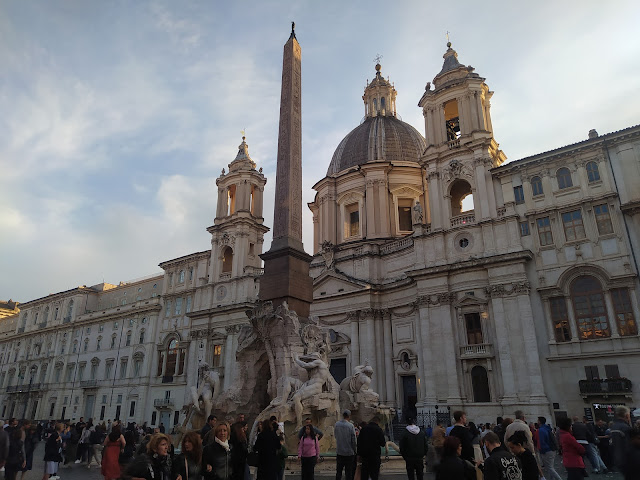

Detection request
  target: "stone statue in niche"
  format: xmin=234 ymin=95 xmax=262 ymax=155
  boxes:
xmin=321 ymin=241 xmax=335 ymax=270
xmin=412 ymin=201 xmax=423 ymax=225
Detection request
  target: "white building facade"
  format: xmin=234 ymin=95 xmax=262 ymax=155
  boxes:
xmin=1 ymin=44 xmax=639 ymax=427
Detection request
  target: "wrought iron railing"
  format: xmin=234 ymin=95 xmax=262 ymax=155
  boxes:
xmin=154 ymin=398 xmax=174 ymax=407
xmin=579 ymin=378 xmax=632 ymax=396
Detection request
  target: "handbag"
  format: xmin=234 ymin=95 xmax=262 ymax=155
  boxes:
xmin=247 ymin=451 xmax=259 ymax=467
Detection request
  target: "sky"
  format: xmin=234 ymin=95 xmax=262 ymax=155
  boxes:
xmin=1 ymin=0 xmax=639 ymax=303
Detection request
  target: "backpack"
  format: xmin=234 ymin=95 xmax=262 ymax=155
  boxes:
xmin=546 ymin=427 xmax=558 ymax=451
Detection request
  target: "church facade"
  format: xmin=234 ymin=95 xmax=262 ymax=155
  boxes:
xmin=1 ymin=42 xmax=639 ymax=427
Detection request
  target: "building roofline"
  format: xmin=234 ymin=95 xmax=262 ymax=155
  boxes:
xmin=492 ymin=124 xmax=640 ymax=174
xmin=158 ymin=249 xmax=210 ymax=268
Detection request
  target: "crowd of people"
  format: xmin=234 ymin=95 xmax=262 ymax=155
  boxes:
xmin=0 ymin=406 xmax=637 ymax=480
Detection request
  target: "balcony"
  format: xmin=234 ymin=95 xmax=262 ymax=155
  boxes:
xmin=460 ymin=343 xmax=493 ymax=359
xmin=579 ymin=378 xmax=633 ymax=398
xmin=451 ymin=213 xmax=475 ymax=227
xmin=80 ymin=380 xmax=98 ymax=388
xmin=448 ymin=139 xmax=461 ymax=149
xmin=154 ymin=398 xmax=174 ymax=409
xmin=6 ymin=383 xmax=41 ymax=393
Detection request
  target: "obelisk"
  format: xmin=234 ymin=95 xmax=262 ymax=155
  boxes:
xmin=259 ymin=22 xmax=313 ymax=317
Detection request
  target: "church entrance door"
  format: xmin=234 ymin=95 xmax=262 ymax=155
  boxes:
xmin=402 ymin=375 xmax=417 ymax=422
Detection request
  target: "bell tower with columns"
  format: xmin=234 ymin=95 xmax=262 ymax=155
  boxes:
xmin=418 ymin=42 xmax=506 ymax=227
xmin=208 ymin=136 xmax=269 ymax=283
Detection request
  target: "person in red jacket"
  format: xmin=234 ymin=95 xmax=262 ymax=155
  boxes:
xmin=557 ymin=417 xmax=586 ymax=480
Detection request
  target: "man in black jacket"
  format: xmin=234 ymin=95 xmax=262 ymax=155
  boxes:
xmin=356 ymin=417 xmax=386 ymax=480
xmin=482 ymin=432 xmax=522 ymax=480
xmin=449 ymin=411 xmax=475 ymax=463
xmin=399 ymin=418 xmax=428 ymax=480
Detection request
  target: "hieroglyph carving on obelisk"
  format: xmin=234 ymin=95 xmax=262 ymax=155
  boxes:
xmin=272 ymin=25 xmax=303 ymax=251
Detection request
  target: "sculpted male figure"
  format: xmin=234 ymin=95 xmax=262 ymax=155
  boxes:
xmin=292 ymin=353 xmax=330 ymax=426
xmin=190 ymin=363 xmax=221 ymax=419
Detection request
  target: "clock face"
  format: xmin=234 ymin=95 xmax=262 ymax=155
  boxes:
xmin=217 ymin=286 xmax=227 ymax=300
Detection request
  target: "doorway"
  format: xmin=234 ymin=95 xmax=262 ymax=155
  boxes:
xmin=402 ymin=375 xmax=418 ymax=422
xmin=85 ymin=395 xmax=95 ymax=419
xmin=159 ymin=411 xmax=171 ymax=431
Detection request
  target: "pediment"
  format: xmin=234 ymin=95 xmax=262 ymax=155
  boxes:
xmin=454 ymin=294 xmax=488 ymax=308
xmin=313 ymin=270 xmax=370 ymax=298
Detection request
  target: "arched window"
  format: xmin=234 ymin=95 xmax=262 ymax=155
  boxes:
xmin=96 ymin=336 xmax=102 ymax=351
xmin=531 ymin=176 xmax=543 ymax=196
xmin=110 ymin=335 xmax=117 ymax=349
xmin=557 ymin=167 xmax=573 ymax=189
xmin=179 ymin=270 xmax=185 ymax=283
xmin=373 ymin=98 xmax=378 ymax=112
xmin=571 ymin=276 xmax=610 ymax=339
xmin=450 ymin=179 xmax=474 ymax=216
xmin=471 ymin=366 xmax=490 ymax=402
xmin=72 ymin=341 xmax=78 ymax=354
xmin=139 ymin=329 xmax=145 ymax=344
xmin=227 ymin=185 xmax=237 ymax=215
xmin=222 ymin=247 xmax=233 ymax=273
xmin=586 ymin=161 xmax=600 ymax=183
xmin=83 ymin=339 xmax=89 ymax=353
xmin=126 ymin=331 xmax=132 ymax=346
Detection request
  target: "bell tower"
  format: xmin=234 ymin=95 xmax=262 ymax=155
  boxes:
xmin=418 ymin=42 xmax=506 ymax=227
xmin=207 ymin=136 xmax=269 ymax=285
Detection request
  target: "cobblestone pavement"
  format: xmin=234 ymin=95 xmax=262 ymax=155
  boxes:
xmin=19 ymin=441 xmax=625 ymax=480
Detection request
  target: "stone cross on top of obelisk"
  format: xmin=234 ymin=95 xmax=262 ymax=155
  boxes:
xmin=260 ymin=22 xmax=313 ymax=317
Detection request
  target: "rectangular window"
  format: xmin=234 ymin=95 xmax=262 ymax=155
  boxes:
xmin=513 ymin=185 xmax=525 ymax=204
xmin=605 ymin=364 xmax=620 ymax=379
xmin=115 ymin=405 xmax=121 ymax=421
xmin=585 ymin=365 xmax=599 ymax=380
xmin=129 ymin=401 xmax=136 ymax=417
xmin=151 ymin=411 xmax=157 ymax=425
xmin=550 ymin=297 xmax=571 ymax=342
xmin=464 ymin=313 xmax=483 ymax=345
xmin=165 ymin=301 xmax=172 ymax=317
xmin=105 ymin=362 xmax=113 ymax=380
xmin=519 ymin=221 xmax=530 ymax=237
xmin=537 ymin=217 xmax=553 ymax=246
xmin=78 ymin=365 xmax=85 ymax=381
xmin=113 ymin=321 xmax=118 ymax=329
xmin=397 ymin=199 xmax=413 ymax=232
xmin=90 ymin=364 xmax=97 ymax=380
xmin=212 ymin=344 xmax=222 ymax=367
xmin=126 ymin=333 xmax=131 ymax=346
xmin=100 ymin=405 xmax=105 ymax=421
xmin=66 ymin=366 xmax=74 ymax=382
xmin=175 ymin=298 xmax=182 ymax=316
xmin=102 ymin=395 xmax=107 ymax=404
xmin=562 ymin=210 xmax=586 ymax=241
xmin=117 ymin=394 xmax=122 ymax=404
xmin=344 ymin=203 xmax=360 ymax=238
xmin=594 ymin=204 xmax=614 ymax=235
xmin=120 ymin=360 xmax=128 ymax=379
xmin=110 ymin=337 xmax=116 ymax=349
xmin=611 ymin=288 xmax=638 ymax=336
xmin=186 ymin=296 xmax=192 ymax=313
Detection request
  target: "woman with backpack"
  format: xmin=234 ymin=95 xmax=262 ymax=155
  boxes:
xmin=42 ymin=423 xmax=64 ymax=480
xmin=5 ymin=426 xmax=26 ymax=480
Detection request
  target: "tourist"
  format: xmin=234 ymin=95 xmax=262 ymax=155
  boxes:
xmin=430 ymin=422 xmax=446 ymax=463
xmin=172 ymin=431 xmax=202 ymax=480
xmin=481 ymin=431 xmax=522 ymax=480
xmin=201 ymin=416 xmax=218 ymax=441
xmin=557 ymin=417 xmax=586 ymax=480
xmin=507 ymin=431 xmax=537 ymax=480
xmin=120 ymin=429 xmax=136 ymax=466
xmin=229 ymin=415 xmax=245 ymax=445
xmin=610 ymin=405 xmax=632 ymax=472
xmin=297 ymin=418 xmax=323 ymax=440
xmin=536 ymin=416 xmax=562 ymax=480
xmin=160 ymin=423 xmax=166 ymax=434
xmin=594 ymin=419 xmax=611 ymax=468
xmin=399 ymin=417 xmax=428 ymax=480
xmin=253 ymin=419 xmax=281 ymax=480
xmin=6 ymin=426 xmax=25 ymax=480
xmin=275 ymin=433 xmax=288 ymax=480
xmin=434 ymin=436 xmax=475 ymax=480
xmin=622 ymin=426 xmax=640 ymax=479
xmin=21 ymin=422 xmax=38 ymax=480
xmin=504 ymin=411 xmax=536 ymax=454
xmin=334 ymin=409 xmax=356 ymax=480
xmin=298 ymin=424 xmax=319 ymax=480
xmin=202 ymin=423 xmax=233 ymax=480
xmin=125 ymin=433 xmax=172 ymax=480
xmin=102 ymin=424 xmax=126 ymax=480
xmin=448 ymin=411 xmax=474 ymax=463
xmin=572 ymin=415 xmax=608 ymax=474
xmin=0 ymin=420 xmax=8 ymax=474
xmin=230 ymin=422 xmax=249 ymax=480
xmin=42 ymin=423 xmax=63 ymax=480
xmin=356 ymin=416 xmax=386 ymax=480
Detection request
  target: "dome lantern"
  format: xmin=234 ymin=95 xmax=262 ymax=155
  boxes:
xmin=362 ymin=62 xmax=397 ymax=119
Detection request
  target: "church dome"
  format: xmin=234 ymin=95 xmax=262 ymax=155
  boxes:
xmin=327 ymin=63 xmax=426 ymax=175
xmin=327 ymin=116 xmax=426 ymax=175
